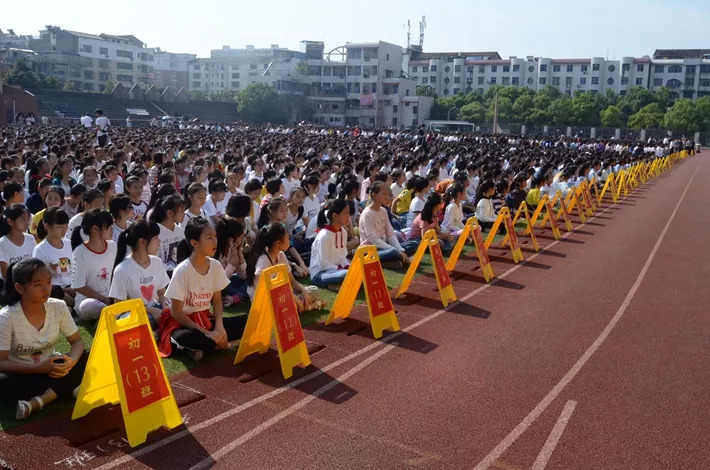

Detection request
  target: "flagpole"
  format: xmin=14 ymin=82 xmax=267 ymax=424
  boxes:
xmin=492 ymin=92 xmax=499 ymax=134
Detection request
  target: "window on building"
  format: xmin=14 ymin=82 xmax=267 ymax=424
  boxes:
xmin=443 ymin=89 xmax=449 ymax=95
xmin=490 ymin=77 xmax=497 ymax=84
xmin=83 ymin=70 xmax=94 ymax=80
xmin=453 ymin=88 xmax=460 ymax=94
xmin=552 ymin=77 xmax=560 ymax=86
xmin=637 ymin=64 xmax=644 ymax=72
xmin=621 ymin=77 xmax=629 ymax=85
xmin=503 ymin=65 xmax=510 ymax=72
xmin=422 ymin=77 xmax=428 ymax=84
xmin=193 ymin=65 xmax=200 ymax=70
xmin=478 ymin=76 xmax=484 ymax=84
xmin=512 ymin=64 xmax=519 ymax=72
xmin=392 ymin=105 xmax=398 ymax=113
xmin=491 ymin=65 xmax=497 ymax=72
xmin=193 ymin=81 xmax=201 ymax=88
xmin=444 ymin=66 xmax=450 ymax=73
xmin=99 ymin=72 xmax=111 ymax=81
xmin=700 ymin=65 xmax=710 ymax=74
xmin=622 ymin=63 xmax=630 ymax=72
xmin=685 ymin=78 xmax=695 ymax=88
xmin=454 ymin=76 xmax=461 ymax=84
xmin=539 ymin=77 xmax=546 ymax=85
xmin=411 ymin=66 xmax=418 ymax=72
xmin=608 ymin=64 xmax=616 ymax=72
xmin=99 ymin=47 xmax=108 ymax=55
xmin=479 ymin=65 xmax=484 ymax=73
xmin=527 ymin=77 xmax=533 ymax=85
xmin=81 ymin=45 xmax=92 ymax=53
xmin=553 ymin=65 xmax=560 ymax=72
xmin=683 ymin=90 xmax=694 ymax=98
xmin=413 ymin=106 xmax=418 ymax=114
xmin=117 ymin=62 xmax=133 ymax=70
xmin=591 ymin=76 xmax=599 ymax=84
xmin=655 ymin=65 xmax=665 ymax=73
xmin=117 ymin=50 xmax=133 ymax=59
xmin=528 ymin=65 xmax=534 ymax=73
xmin=502 ymin=77 xmax=510 ymax=85
xmin=668 ymin=65 xmax=682 ymax=73
xmin=232 ymin=72 xmax=240 ymax=79
xmin=455 ymin=65 xmax=461 ymax=72
xmin=580 ymin=77 xmax=587 ymax=85
xmin=117 ymin=74 xmax=133 ymax=83
xmin=700 ymin=79 xmax=710 ymax=87
xmin=581 ymin=65 xmax=589 ymax=72
xmin=607 ymin=77 xmax=614 ymax=85
xmin=422 ymin=66 xmax=429 ymax=73
xmin=686 ymin=65 xmax=696 ymax=74
xmin=230 ymin=81 xmax=239 ymax=88
xmin=430 ymin=76 xmax=436 ymax=83
xmin=636 ymin=78 xmax=643 ymax=85
xmin=592 ymin=63 xmax=599 ymax=71
xmin=512 ymin=77 xmax=519 ymax=85
xmin=567 ymin=65 xmax=574 ymax=72
xmin=193 ymin=73 xmax=201 ymax=79
xmin=249 ymin=64 xmax=257 ymax=70
xmin=654 ymin=78 xmax=663 ymax=86
xmin=540 ymin=64 xmax=547 ymax=72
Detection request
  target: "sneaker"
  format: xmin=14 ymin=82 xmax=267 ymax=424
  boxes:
xmin=222 ymin=296 xmax=234 ymax=308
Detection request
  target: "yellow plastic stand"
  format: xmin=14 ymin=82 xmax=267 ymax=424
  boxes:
xmin=235 ymin=264 xmax=311 ymax=379
xmin=544 ymin=198 xmax=562 ymax=239
xmin=325 ymin=245 xmax=399 ymax=339
xmin=483 ymin=207 xmax=524 ymax=263
xmin=397 ymin=230 xmax=457 ymax=307
xmin=446 ymin=217 xmax=495 ymax=282
xmin=72 ymin=300 xmax=182 ymax=448
xmin=576 ymin=185 xmax=593 ymax=216
xmin=502 ymin=201 xmax=539 ymax=252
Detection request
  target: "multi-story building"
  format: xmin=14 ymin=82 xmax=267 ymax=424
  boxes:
xmin=407 ymin=50 xmax=652 ymax=97
xmin=1 ymin=26 xmax=191 ymax=93
xmin=304 ymin=40 xmax=434 ymax=128
xmin=648 ymin=49 xmax=710 ymax=99
xmin=187 ymin=45 xmax=306 ymax=95
xmin=152 ymin=51 xmax=197 ymax=90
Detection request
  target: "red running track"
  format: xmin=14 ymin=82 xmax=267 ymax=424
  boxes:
xmin=0 ymin=155 xmax=706 ymax=470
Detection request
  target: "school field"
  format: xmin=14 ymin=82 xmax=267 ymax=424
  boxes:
xmin=0 ymin=152 xmax=707 ymax=469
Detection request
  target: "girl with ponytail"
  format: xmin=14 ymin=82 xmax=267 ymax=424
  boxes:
xmin=159 ymin=218 xmax=247 ymax=361
xmin=109 ymin=219 xmax=169 ymax=329
xmin=30 ymin=185 xmax=64 ymax=242
xmin=309 ymin=199 xmax=351 ymax=290
xmin=108 ymin=194 xmax=134 ymax=243
xmin=441 ymin=182 xmax=467 ymax=238
xmin=67 ymin=188 xmax=103 ymax=243
xmin=0 ymin=205 xmax=36 ymax=281
xmin=0 ymin=258 xmax=88 ymax=421
xmin=149 ymin=194 xmax=185 ymax=276
xmin=70 ymin=209 xmax=116 ymax=321
xmin=246 ymin=223 xmax=325 ymax=312
xmin=215 ymin=218 xmax=247 ymax=307
xmin=32 ymin=207 xmax=75 ymax=307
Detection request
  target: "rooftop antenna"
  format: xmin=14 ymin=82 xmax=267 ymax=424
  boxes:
xmin=405 ymin=19 xmax=411 ymax=49
xmin=419 ymin=15 xmax=426 ymax=49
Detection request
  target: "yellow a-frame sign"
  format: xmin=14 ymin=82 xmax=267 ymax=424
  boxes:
xmin=397 ymin=230 xmax=457 ymax=307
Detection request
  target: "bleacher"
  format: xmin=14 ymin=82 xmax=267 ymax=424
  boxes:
xmin=33 ymin=90 xmax=239 ymax=125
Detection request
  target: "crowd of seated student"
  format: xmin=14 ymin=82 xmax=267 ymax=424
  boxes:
xmin=0 ymin=120 xmax=682 ymax=419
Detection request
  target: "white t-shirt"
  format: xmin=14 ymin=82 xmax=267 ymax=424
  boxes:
xmin=0 ymin=234 xmax=37 ymax=280
xmin=247 ymin=251 xmax=290 ymax=300
xmin=109 ymin=256 xmax=170 ymax=305
xmin=182 ymin=208 xmax=207 ymax=224
xmin=112 ymin=223 xmax=127 ymax=244
xmin=81 ymin=115 xmax=93 ymax=128
xmin=32 ymin=238 xmax=73 ymax=286
xmin=68 ymin=213 xmax=84 ymax=234
xmin=408 ymin=196 xmax=425 ymax=227
xmin=390 ymin=183 xmax=404 ymax=198
xmin=157 ymin=223 xmax=184 ymax=273
xmin=132 ymin=200 xmax=148 ymax=220
xmin=285 ymin=206 xmax=303 ymax=234
xmin=71 ymin=241 xmax=118 ymax=305
xmin=302 ymin=195 xmax=320 ymax=222
xmin=203 ymin=196 xmax=224 ymax=225
xmin=96 ymin=116 xmax=110 ymax=136
xmin=61 ymin=201 xmax=80 ymax=219
xmin=0 ymin=298 xmax=78 ymax=365
xmin=165 ymin=258 xmax=229 ymax=313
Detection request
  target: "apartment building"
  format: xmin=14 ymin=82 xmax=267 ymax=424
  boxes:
xmin=0 ymin=27 xmax=192 ymax=92
xmin=304 ymin=40 xmax=434 ymax=128
xmin=188 ymin=45 xmax=306 ymax=95
xmin=648 ymin=49 xmax=710 ymax=99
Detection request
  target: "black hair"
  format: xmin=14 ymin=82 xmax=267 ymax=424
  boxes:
xmin=2 ymin=182 xmax=23 ymax=204
xmin=96 ymin=178 xmax=114 ymax=194
xmin=243 ymin=178 xmax=263 ymax=194
xmin=475 ymin=180 xmax=496 ymax=205
xmin=420 ymin=192 xmax=442 ymax=224
xmin=316 ymin=198 xmax=349 ymax=229
xmin=337 ymin=179 xmax=359 ymax=200
xmin=109 ymin=194 xmax=132 ymax=219
xmin=37 ymin=207 xmax=70 ymax=240
xmin=281 ymin=163 xmax=296 ymax=179
xmin=443 ymin=182 xmax=465 ymax=207
xmin=114 ymin=219 xmax=161 ymax=270
xmin=302 ymin=174 xmax=319 ymax=191
xmin=368 ymin=181 xmax=386 ymax=197
xmin=0 ymin=204 xmax=28 ymax=237
xmin=185 ymin=182 xmax=207 ymax=205
xmin=78 ymin=188 xmax=103 ymax=213
xmin=148 ymin=183 xmax=178 ymax=209
xmin=69 ymin=183 xmax=87 ymax=198
xmin=149 ymin=194 xmax=185 ymax=224
xmin=216 ymin=218 xmax=244 ymax=258
xmin=413 ymin=176 xmax=429 ymax=193
xmin=257 ymin=197 xmax=286 ymax=229
xmin=177 ymin=216 xmax=211 ymax=262
xmin=225 ymin=194 xmax=252 ymax=219
xmin=496 ymin=180 xmax=509 ymax=194
xmin=246 ymin=223 xmax=288 ymax=286
xmin=124 ymin=175 xmax=142 ymax=191
xmin=71 ymin=209 xmax=113 ymax=250
xmin=265 ymin=178 xmax=283 ymax=196
xmin=0 ymin=258 xmax=48 ymax=305
xmin=208 ymin=178 xmax=227 ymax=194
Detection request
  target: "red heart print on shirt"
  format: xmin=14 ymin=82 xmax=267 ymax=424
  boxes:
xmin=140 ymin=285 xmax=154 ymax=302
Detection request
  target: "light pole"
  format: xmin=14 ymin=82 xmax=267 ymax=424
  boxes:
xmin=447 ymin=106 xmax=456 ymax=120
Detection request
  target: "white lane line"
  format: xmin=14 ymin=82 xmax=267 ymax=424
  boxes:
xmin=188 ymin=342 xmax=400 ymax=470
xmin=473 ymin=160 xmax=701 ymax=470
xmin=531 ymin=400 xmax=577 ymax=470
xmin=94 ymin=179 xmax=629 ymax=470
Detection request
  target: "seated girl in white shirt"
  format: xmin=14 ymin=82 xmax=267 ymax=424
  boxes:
xmin=441 ymin=182 xmax=467 ymax=238
xmin=158 ymin=218 xmax=247 ymax=361
xmin=475 ymin=180 xmax=499 ymax=232
xmin=246 ymin=223 xmax=325 ymax=313
xmin=32 ymin=207 xmax=75 ymax=307
xmin=0 ymin=258 xmax=87 ymax=420
xmin=309 ymin=199 xmax=351 ymax=290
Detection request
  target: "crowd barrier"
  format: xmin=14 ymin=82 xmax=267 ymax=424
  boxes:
xmin=72 ymin=151 xmax=689 ymax=447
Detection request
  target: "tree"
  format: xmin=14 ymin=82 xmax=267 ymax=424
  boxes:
xmin=189 ymin=90 xmax=209 ymax=101
xmin=485 ymin=96 xmax=513 ymax=123
xmin=663 ymin=99 xmax=697 ymax=135
xmin=62 ymin=81 xmax=74 ymax=92
xmin=600 ymin=105 xmax=624 ymax=128
xmin=459 ymin=101 xmax=485 ymax=123
xmin=571 ymin=91 xmax=600 ymax=126
xmin=5 ymin=59 xmax=38 ymax=89
xmin=36 ymin=73 xmax=60 ymax=90
xmin=102 ymin=79 xmax=116 ymax=93
xmin=548 ymin=96 xmax=574 ymax=125
xmin=627 ymin=103 xmax=664 ymax=129
xmin=512 ymin=93 xmax=534 ymax=123
xmin=294 ymin=61 xmax=309 ymax=75
xmin=237 ymin=83 xmax=287 ymax=124
xmin=694 ymin=96 xmax=710 ymax=131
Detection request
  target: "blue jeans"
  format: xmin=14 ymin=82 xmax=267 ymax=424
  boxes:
xmin=312 ymin=269 xmax=349 ymax=287
xmin=378 ymin=247 xmax=402 ymax=262
xmin=223 ymin=275 xmax=247 ymax=299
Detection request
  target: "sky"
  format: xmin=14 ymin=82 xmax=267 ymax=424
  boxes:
xmin=3 ymin=0 xmax=710 ymax=59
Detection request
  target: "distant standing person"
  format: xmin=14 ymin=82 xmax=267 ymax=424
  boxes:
xmin=80 ymin=113 xmax=93 ymax=129
xmin=95 ymin=109 xmax=110 ymax=148
xmin=125 ymin=116 xmax=132 ymax=128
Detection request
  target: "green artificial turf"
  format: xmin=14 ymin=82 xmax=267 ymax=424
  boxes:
xmin=0 ymin=235 xmax=506 ymax=431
